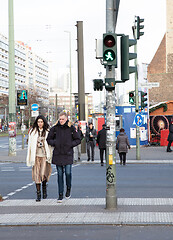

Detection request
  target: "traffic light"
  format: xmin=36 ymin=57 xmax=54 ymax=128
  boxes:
xmin=93 ymin=79 xmax=104 ymax=91
xmin=120 ymin=35 xmax=137 ymax=81
xmin=129 ymin=91 xmax=135 ymax=105
xmin=105 ymin=78 xmax=115 ymax=91
xmin=103 ymin=33 xmax=117 ymax=67
xmin=141 ymin=91 xmax=147 ymax=109
xmin=136 ymin=16 xmax=144 ymax=40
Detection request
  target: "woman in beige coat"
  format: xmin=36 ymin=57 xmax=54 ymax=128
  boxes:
xmin=26 ymin=115 xmax=52 ymax=201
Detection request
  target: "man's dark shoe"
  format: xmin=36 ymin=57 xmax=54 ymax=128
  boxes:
xmin=65 ymin=188 xmax=71 ymax=199
xmin=87 ymin=158 xmax=90 ymax=161
xmin=101 ymin=163 xmax=104 ymax=166
xmin=78 ymin=157 xmax=80 ymax=161
xmin=167 ymin=149 xmax=172 ymax=152
xmin=57 ymin=194 xmax=63 ymax=203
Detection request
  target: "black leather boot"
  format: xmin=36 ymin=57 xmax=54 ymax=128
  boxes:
xmin=42 ymin=180 xmax=47 ymax=199
xmin=36 ymin=183 xmax=41 ymax=202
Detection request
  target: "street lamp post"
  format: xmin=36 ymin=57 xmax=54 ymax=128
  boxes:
xmin=65 ymin=31 xmax=72 ymax=120
xmin=8 ymin=0 xmax=16 ymax=156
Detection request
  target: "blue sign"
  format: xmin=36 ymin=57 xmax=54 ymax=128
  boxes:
xmin=135 ymin=114 xmax=143 ymax=127
xmin=31 ymin=104 xmax=39 ymax=111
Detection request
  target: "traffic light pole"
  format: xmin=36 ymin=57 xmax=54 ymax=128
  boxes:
xmin=105 ymin=0 xmax=117 ymax=209
xmin=134 ymin=25 xmax=141 ymax=160
xmin=8 ymin=0 xmax=16 ymax=156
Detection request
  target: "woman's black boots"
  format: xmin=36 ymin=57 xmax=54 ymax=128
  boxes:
xmin=36 ymin=183 xmax=41 ymax=202
xmin=42 ymin=180 xmax=47 ymax=199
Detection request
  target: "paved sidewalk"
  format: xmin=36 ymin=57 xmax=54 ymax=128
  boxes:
xmin=1 ymin=198 xmax=173 ymax=226
xmin=0 ymin=146 xmax=173 ymax=163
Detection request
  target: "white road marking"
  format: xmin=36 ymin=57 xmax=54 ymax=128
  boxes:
xmin=1 ymin=164 xmax=80 ymax=199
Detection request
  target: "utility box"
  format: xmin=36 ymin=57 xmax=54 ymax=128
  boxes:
xmin=95 ymin=39 xmax=103 ymax=59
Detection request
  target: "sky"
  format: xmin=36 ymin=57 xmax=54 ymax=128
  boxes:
xmin=0 ymin=0 xmax=166 ymax=104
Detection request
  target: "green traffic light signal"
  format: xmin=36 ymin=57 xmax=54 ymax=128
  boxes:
xmin=141 ymin=91 xmax=147 ymax=109
xmin=136 ymin=16 xmax=144 ymax=40
xmin=121 ymin=35 xmax=137 ymax=81
xmin=129 ymin=91 xmax=135 ymax=105
xmin=103 ymin=33 xmax=117 ymax=67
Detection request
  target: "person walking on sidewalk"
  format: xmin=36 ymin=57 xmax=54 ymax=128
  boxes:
xmin=167 ymin=118 xmax=173 ymax=152
xmin=97 ymin=123 xmax=106 ymax=166
xmin=86 ymin=122 xmax=97 ymax=162
xmin=73 ymin=123 xmax=84 ymax=162
xmin=26 ymin=115 xmax=52 ymax=202
xmin=116 ymin=128 xmax=130 ymax=165
xmin=47 ymin=112 xmax=81 ymax=203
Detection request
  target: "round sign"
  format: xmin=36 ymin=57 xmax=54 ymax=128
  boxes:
xmin=31 ymin=104 xmax=39 ymax=111
xmin=135 ymin=114 xmax=143 ymax=127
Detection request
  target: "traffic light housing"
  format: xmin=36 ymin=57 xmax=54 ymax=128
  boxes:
xmin=103 ymin=33 xmax=117 ymax=67
xmin=105 ymin=78 xmax=115 ymax=91
xmin=136 ymin=16 xmax=144 ymax=40
xmin=93 ymin=79 xmax=104 ymax=91
xmin=141 ymin=91 xmax=147 ymax=109
xmin=129 ymin=91 xmax=135 ymax=105
xmin=121 ymin=35 xmax=137 ymax=81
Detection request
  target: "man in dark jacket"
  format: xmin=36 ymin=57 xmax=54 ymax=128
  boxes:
xmin=97 ymin=123 xmax=106 ymax=166
xmin=85 ymin=122 xmax=97 ymax=161
xmin=47 ymin=112 xmax=80 ymax=202
xmin=73 ymin=123 xmax=84 ymax=162
xmin=167 ymin=118 xmax=173 ymax=152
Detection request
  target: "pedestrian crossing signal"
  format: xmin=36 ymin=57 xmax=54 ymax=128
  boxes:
xmin=103 ymin=33 xmax=117 ymax=67
xmin=129 ymin=91 xmax=135 ymax=105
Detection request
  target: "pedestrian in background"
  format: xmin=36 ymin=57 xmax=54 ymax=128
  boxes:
xmin=26 ymin=115 xmax=52 ymax=202
xmin=86 ymin=122 xmax=97 ymax=161
xmin=47 ymin=112 xmax=81 ymax=203
xmin=167 ymin=118 xmax=173 ymax=152
xmin=97 ymin=123 xmax=106 ymax=166
xmin=73 ymin=123 xmax=84 ymax=162
xmin=116 ymin=128 xmax=130 ymax=165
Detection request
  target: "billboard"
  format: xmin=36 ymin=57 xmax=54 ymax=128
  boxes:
xmin=17 ymin=90 xmax=27 ymax=106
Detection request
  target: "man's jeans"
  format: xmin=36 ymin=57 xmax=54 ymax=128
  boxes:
xmin=56 ymin=165 xmax=72 ymax=195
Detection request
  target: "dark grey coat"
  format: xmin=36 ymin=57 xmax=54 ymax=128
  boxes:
xmin=167 ymin=124 xmax=173 ymax=141
xmin=97 ymin=128 xmax=106 ymax=149
xmin=85 ymin=127 xmax=97 ymax=145
xmin=116 ymin=132 xmax=130 ymax=153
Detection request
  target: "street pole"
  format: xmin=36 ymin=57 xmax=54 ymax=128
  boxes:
xmin=133 ymin=22 xmax=141 ymax=160
xmin=21 ymin=108 xmax=24 ymax=149
xmin=55 ymin=94 xmax=58 ymax=121
xmin=76 ymin=21 xmax=86 ymax=154
xmin=105 ymin=0 xmax=117 ymax=209
xmin=65 ymin=31 xmax=72 ymax=120
xmin=76 ymin=21 xmax=85 ymax=121
xmin=8 ymin=0 xmax=16 ymax=156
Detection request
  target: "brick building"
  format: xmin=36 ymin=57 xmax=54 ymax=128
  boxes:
xmin=148 ymin=0 xmax=173 ymax=105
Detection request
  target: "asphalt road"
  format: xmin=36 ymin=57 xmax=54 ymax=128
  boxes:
xmin=1 ymin=225 xmax=173 ymax=240
xmin=1 ymin=161 xmax=173 ymax=239
xmin=1 ymin=162 xmax=173 ymax=200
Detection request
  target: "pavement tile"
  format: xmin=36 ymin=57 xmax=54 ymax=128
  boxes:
xmin=1 ymin=198 xmax=173 ymax=225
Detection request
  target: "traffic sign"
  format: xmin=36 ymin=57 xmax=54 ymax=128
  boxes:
xmin=31 ymin=110 xmax=39 ymax=117
xmin=135 ymin=114 xmax=143 ymax=127
xmin=140 ymin=82 xmax=159 ymax=88
xmin=31 ymin=104 xmax=39 ymax=111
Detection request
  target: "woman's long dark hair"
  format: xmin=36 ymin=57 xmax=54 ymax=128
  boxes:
xmin=30 ymin=115 xmax=49 ymax=137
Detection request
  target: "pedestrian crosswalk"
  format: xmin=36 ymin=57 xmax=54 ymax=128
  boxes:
xmin=1 ymin=198 xmax=173 ymax=226
xmin=0 ymin=166 xmax=32 ymax=172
